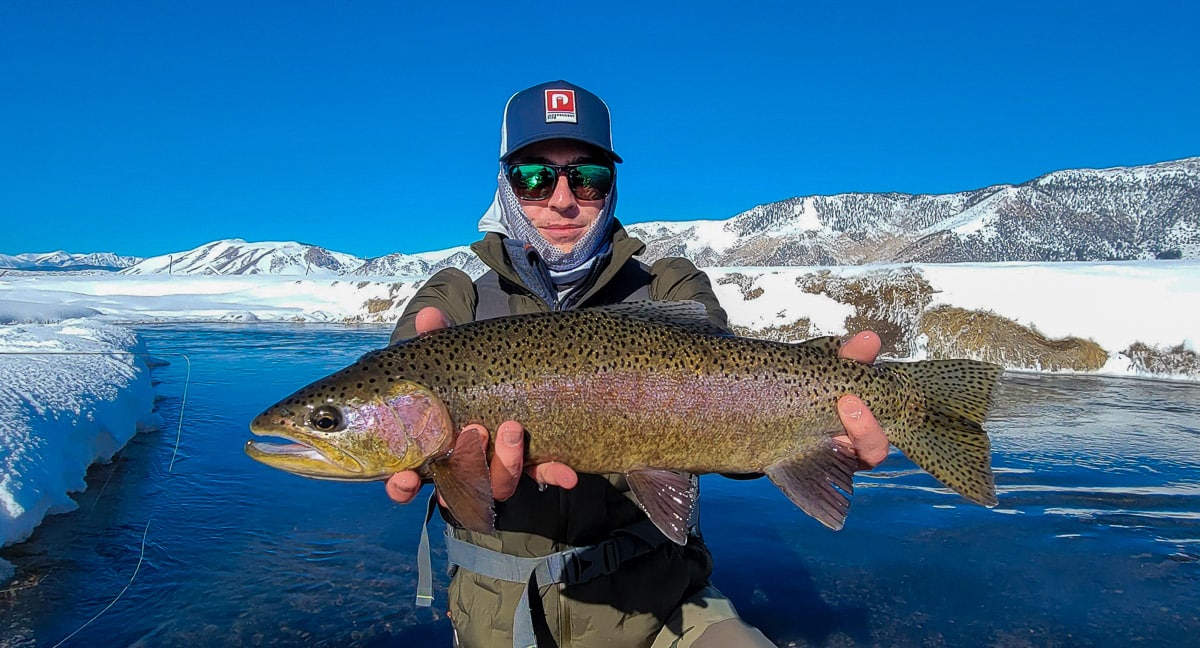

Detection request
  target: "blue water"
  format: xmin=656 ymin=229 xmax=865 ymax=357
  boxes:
xmin=2 ymin=323 xmax=1198 ymax=647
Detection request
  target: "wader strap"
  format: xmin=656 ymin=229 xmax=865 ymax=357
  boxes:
xmin=414 ymin=492 xmax=439 ymax=608
xmin=415 ymin=476 xmax=702 ymax=613
xmin=444 ymin=519 xmax=671 ymax=648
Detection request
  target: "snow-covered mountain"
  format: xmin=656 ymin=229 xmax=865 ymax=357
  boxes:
xmin=628 ymin=157 xmax=1200 ymax=266
xmin=352 ymin=246 xmax=488 ymax=278
xmin=0 ymin=251 xmax=142 ymax=271
xmin=118 ymin=240 xmax=487 ymax=278
xmin=20 ymin=157 xmax=1200 ymax=276
xmin=120 ymin=239 xmax=364 ymax=276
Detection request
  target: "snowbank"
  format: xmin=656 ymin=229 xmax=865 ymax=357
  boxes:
xmin=0 ymin=315 xmax=161 ymax=581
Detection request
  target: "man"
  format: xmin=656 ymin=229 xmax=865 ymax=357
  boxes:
xmin=386 ymin=80 xmax=888 ymax=648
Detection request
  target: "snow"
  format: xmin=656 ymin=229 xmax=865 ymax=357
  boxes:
xmin=405 ymin=245 xmax=474 ymax=263
xmin=626 ymin=219 xmax=744 ymax=257
xmin=941 ymin=187 xmax=1016 ymax=237
xmin=710 ymin=269 xmax=854 ymax=332
xmin=694 ymin=220 xmax=743 ymax=254
xmin=2 ymin=258 xmax=1199 ymax=581
xmin=122 ymin=239 xmax=364 ymax=276
xmin=1035 ymin=157 xmax=1200 ymax=187
xmin=792 ymin=198 xmax=826 ymax=233
xmin=705 ymin=261 xmax=1200 ymax=366
xmin=1 ymin=274 xmax=424 ymax=323
xmin=0 ymin=309 xmax=161 ymax=581
xmin=0 ymin=251 xmax=141 ymax=271
xmin=918 ymin=261 xmax=1199 ymax=353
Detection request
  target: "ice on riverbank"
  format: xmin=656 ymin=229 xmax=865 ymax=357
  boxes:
xmin=0 ymin=311 xmax=160 ymax=581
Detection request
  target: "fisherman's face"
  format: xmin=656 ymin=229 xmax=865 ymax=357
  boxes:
xmin=508 ymin=139 xmax=611 ymax=253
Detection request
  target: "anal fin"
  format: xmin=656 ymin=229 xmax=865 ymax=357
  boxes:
xmin=626 ymin=469 xmax=697 ymax=545
xmin=766 ymin=440 xmax=858 ymax=531
xmin=428 ymin=431 xmax=495 ymax=534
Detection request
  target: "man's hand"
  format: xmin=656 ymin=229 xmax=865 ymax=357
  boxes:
xmin=385 ymin=308 xmax=579 ymax=505
xmin=385 ymin=419 xmax=579 ymax=505
xmin=835 ymin=331 xmax=889 ymax=470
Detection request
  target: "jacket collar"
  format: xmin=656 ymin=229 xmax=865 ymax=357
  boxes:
xmin=470 ymin=220 xmax=647 ymax=307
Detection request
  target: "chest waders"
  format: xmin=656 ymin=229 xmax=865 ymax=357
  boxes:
xmin=412 ymin=258 xmax=706 ymax=647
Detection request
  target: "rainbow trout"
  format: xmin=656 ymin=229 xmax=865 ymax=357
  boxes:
xmin=246 ymin=301 xmax=1001 ymax=543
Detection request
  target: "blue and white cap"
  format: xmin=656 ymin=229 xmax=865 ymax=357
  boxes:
xmin=499 ymin=80 xmax=622 ymax=163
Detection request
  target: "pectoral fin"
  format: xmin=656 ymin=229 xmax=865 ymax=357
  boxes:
xmin=766 ymin=439 xmax=858 ymax=531
xmin=626 ymin=469 xmax=698 ymax=545
xmin=428 ymin=431 xmax=495 ymax=534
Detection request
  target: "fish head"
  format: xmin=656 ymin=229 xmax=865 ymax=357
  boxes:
xmin=245 ymin=362 xmax=454 ymax=481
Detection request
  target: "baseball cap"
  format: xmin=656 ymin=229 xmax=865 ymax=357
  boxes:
xmin=499 ymin=80 xmax=622 ymax=163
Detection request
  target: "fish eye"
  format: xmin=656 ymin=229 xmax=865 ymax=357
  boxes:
xmin=309 ymin=405 xmax=345 ymax=432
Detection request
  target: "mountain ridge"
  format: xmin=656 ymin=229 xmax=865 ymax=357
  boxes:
xmin=0 ymin=251 xmax=142 ymax=271
xmin=11 ymin=156 xmax=1197 ymax=275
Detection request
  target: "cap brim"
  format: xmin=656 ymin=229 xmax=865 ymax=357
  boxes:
xmin=501 ymin=135 xmax=622 ymax=164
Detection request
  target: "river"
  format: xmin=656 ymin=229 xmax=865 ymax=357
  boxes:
xmin=2 ymin=323 xmax=1198 ymax=646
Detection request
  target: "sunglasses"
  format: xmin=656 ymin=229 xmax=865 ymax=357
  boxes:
xmin=505 ymin=163 xmax=615 ymax=202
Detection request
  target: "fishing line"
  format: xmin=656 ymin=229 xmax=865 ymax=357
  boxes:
xmin=88 ymin=462 xmax=117 ymax=514
xmin=0 ymin=350 xmax=191 ymax=646
xmin=49 ymin=519 xmax=152 ymax=648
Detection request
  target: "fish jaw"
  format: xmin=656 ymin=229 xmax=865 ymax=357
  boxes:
xmin=245 ymin=380 xmax=456 ymax=481
xmin=245 ymin=413 xmax=375 ymax=480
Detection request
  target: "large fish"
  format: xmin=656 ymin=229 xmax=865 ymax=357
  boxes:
xmin=246 ymin=301 xmax=1001 ymax=543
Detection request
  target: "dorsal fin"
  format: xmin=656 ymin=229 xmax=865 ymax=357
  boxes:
xmin=797 ymin=335 xmax=843 ymax=355
xmin=586 ymin=300 xmax=729 ymax=336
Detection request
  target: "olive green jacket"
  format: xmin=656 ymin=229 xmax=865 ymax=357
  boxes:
xmin=390 ymin=225 xmax=729 ymax=648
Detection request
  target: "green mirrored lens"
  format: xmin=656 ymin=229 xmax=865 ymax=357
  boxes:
xmin=508 ymin=164 xmax=555 ymax=200
xmin=568 ymin=165 xmax=614 ymax=201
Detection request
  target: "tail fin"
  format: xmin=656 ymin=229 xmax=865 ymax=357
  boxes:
xmin=884 ymin=359 xmax=1002 ymax=507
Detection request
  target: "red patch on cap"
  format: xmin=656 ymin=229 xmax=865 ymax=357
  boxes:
xmin=544 ymin=89 xmax=577 ymax=124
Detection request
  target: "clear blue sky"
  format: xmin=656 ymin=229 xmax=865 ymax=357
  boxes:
xmin=2 ymin=1 xmax=1197 ymax=259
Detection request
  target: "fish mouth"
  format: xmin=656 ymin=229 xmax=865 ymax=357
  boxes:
xmin=245 ymin=418 xmax=373 ymax=481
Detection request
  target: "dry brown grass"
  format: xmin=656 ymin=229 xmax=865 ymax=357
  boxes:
xmin=1124 ymin=343 xmax=1200 ymax=378
xmin=363 ymin=298 xmax=395 ymax=315
xmin=796 ymin=268 xmax=935 ymax=356
xmin=919 ymin=305 xmax=1109 ymax=371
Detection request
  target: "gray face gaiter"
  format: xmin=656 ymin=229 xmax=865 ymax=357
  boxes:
xmin=492 ymin=169 xmax=617 ymax=273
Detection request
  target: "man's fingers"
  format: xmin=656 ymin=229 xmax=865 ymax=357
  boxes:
xmin=836 ymin=332 xmax=886 ymax=469
xmin=385 ymin=471 xmax=422 ymax=504
xmin=400 ymin=418 xmax=579 ymax=507
xmin=837 ymin=394 xmax=889 ymax=469
xmin=489 ymin=421 xmax=525 ymax=501
xmin=415 ymin=307 xmax=451 ymax=335
xmin=528 ymin=462 xmax=579 ymax=490
xmin=839 ymin=331 xmax=881 ymax=364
